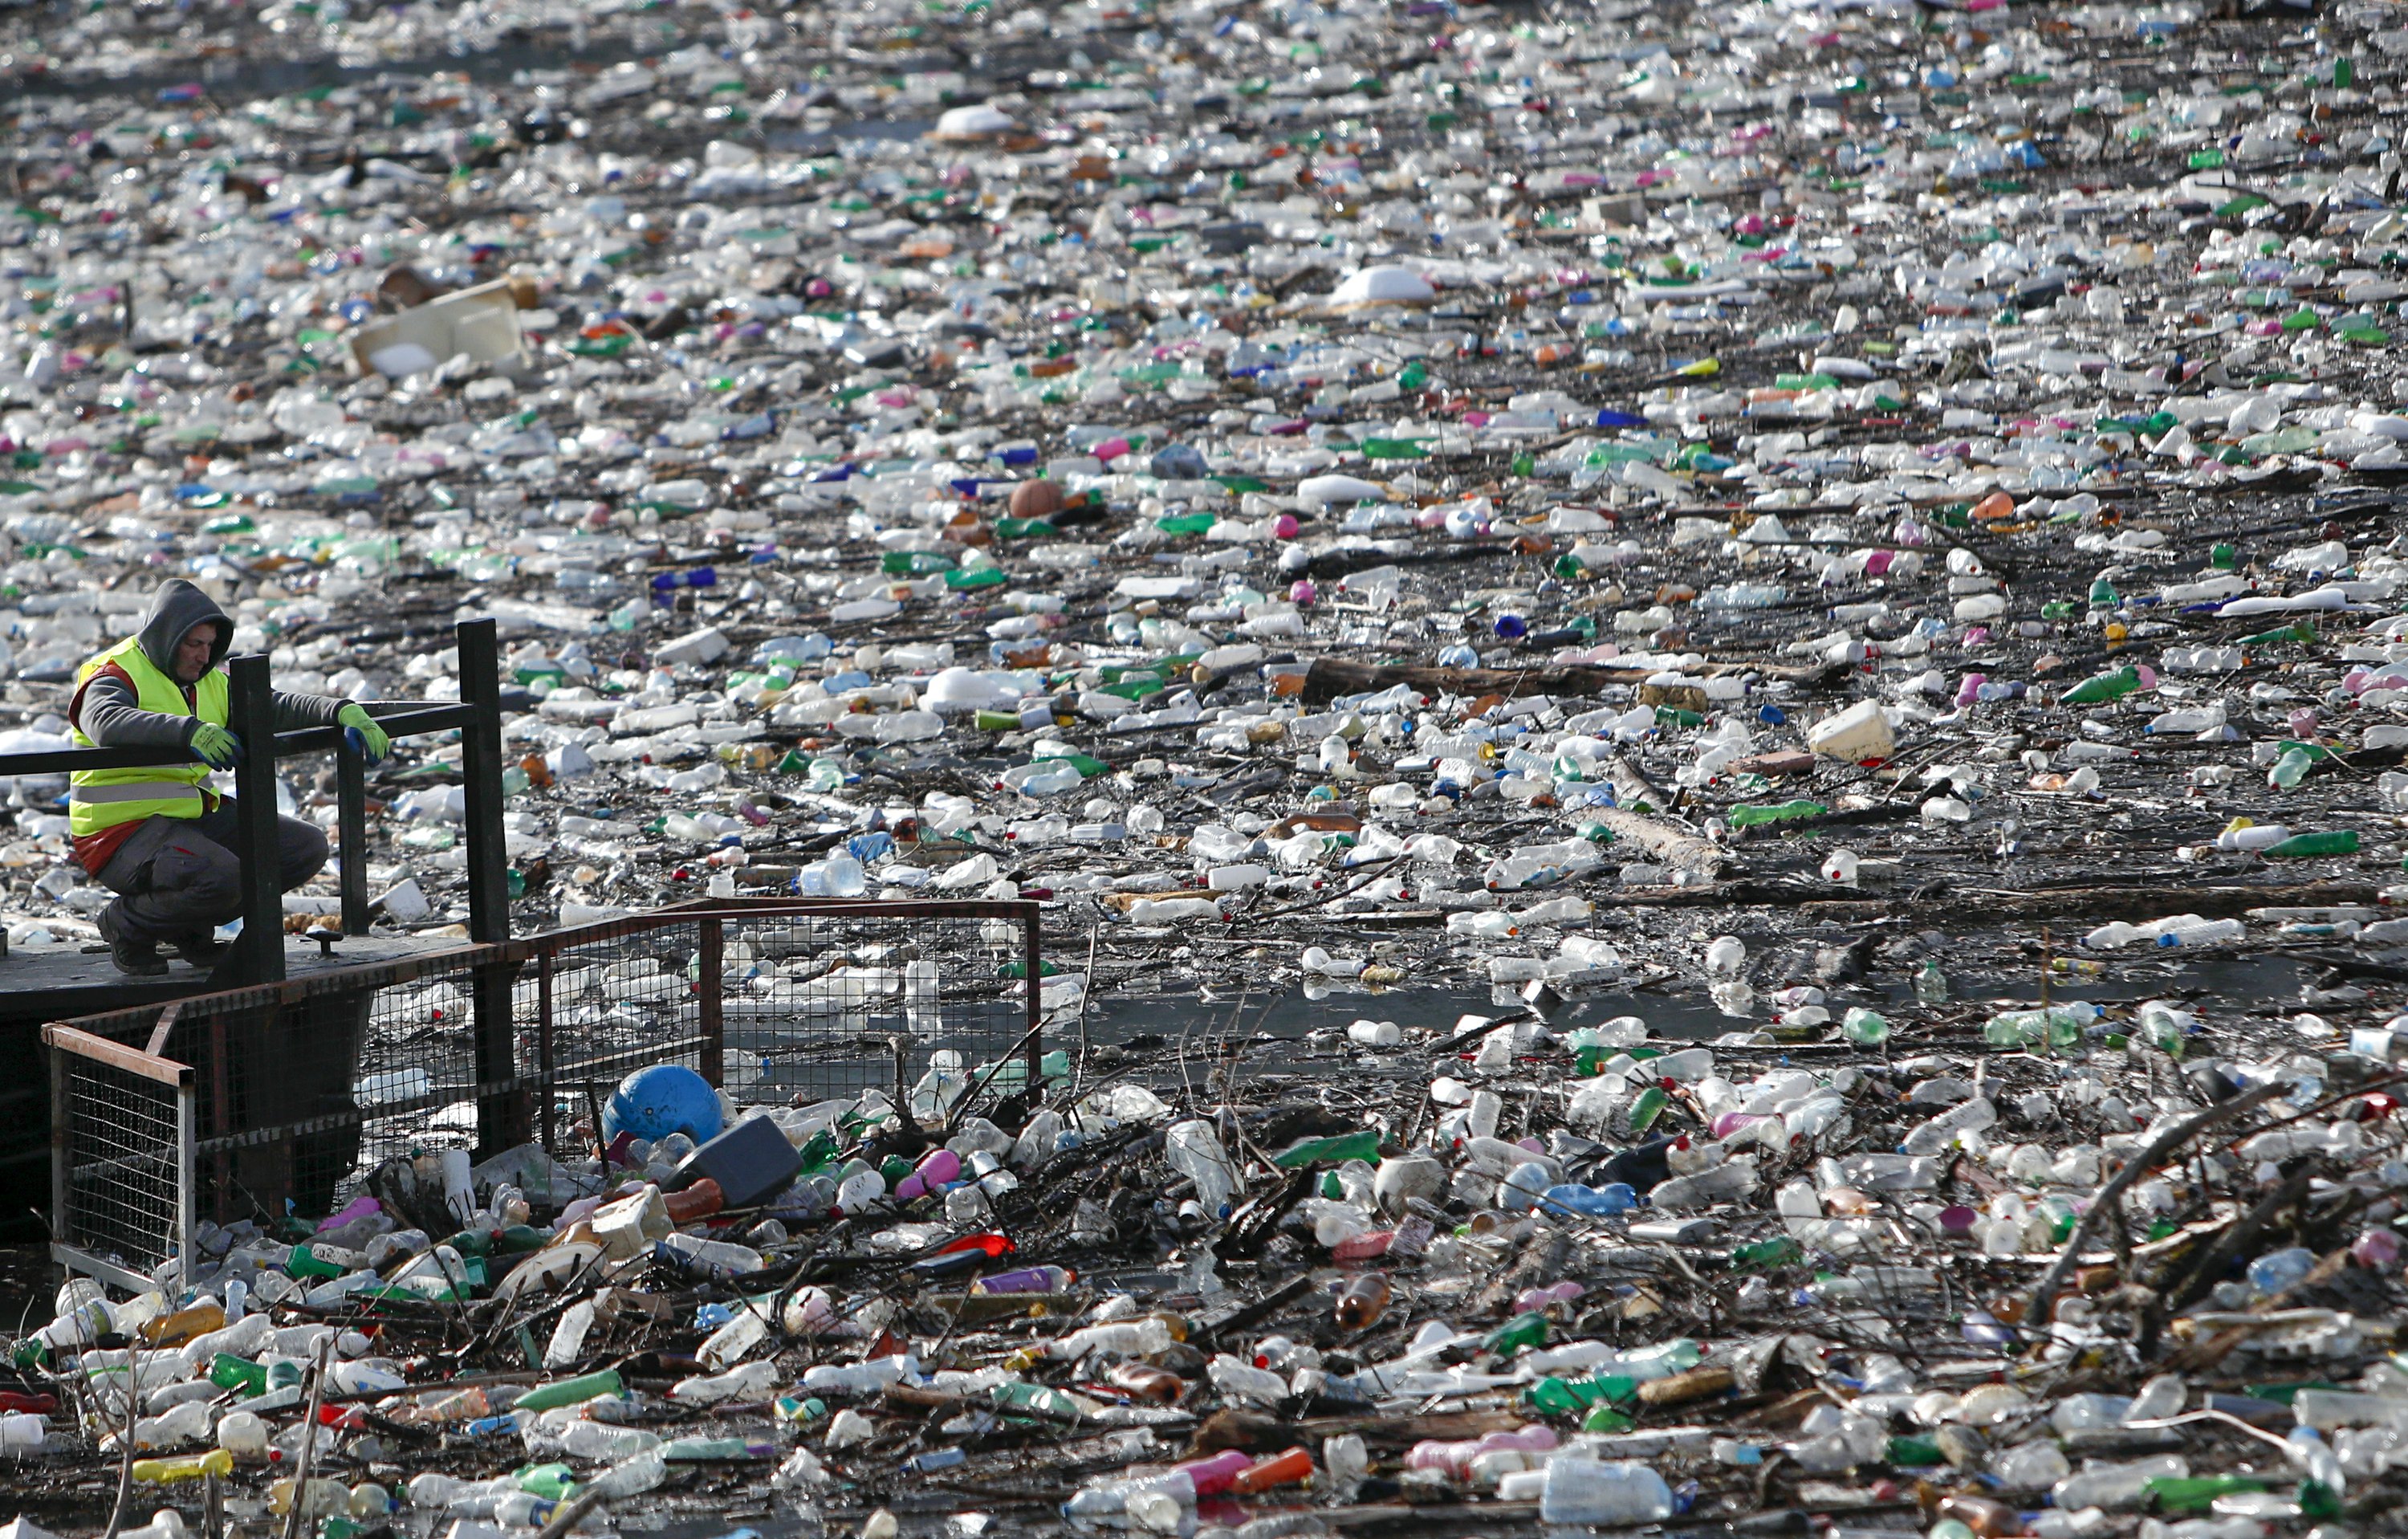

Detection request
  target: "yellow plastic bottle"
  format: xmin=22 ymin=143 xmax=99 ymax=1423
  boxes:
xmin=132 ymin=1449 xmax=233 ymax=1484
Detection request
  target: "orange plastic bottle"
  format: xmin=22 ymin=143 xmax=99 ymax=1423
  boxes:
xmin=1936 ymin=1494 xmax=2024 ymax=1537
xmin=1103 ymin=1362 xmax=1185 ymax=1403
xmin=1232 ymin=1446 xmax=1315 ymax=1495
xmin=1335 ymin=1272 xmax=1391 ymax=1330
xmin=663 ymin=1179 xmax=724 ymax=1225
xmin=139 ymin=1301 xmax=226 ymax=1349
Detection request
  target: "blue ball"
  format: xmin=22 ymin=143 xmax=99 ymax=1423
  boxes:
xmin=603 ymin=1065 xmax=722 ymax=1145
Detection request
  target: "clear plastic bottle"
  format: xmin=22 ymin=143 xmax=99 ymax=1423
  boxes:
xmin=559 ymin=1421 xmax=661 ymax=1461
xmin=656 ymin=1234 xmax=764 ymax=1275
xmin=588 ymin=1447 xmax=668 ymax=1499
xmin=1165 ymin=1122 xmax=1241 ymax=1217
xmin=1649 ymin=1156 xmax=1757 ymax=1210
xmin=1902 ymin=1098 xmax=1998 ymax=1155
xmin=1538 ymin=1457 xmax=1674 ymax=1524
xmin=2050 ymin=1454 xmax=2186 ymax=1509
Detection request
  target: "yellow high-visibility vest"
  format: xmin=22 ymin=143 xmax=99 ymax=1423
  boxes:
xmin=67 ymin=635 xmax=227 ymax=836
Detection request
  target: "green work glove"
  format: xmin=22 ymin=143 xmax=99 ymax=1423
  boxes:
xmin=337 ymin=703 xmax=390 ymax=764
xmin=189 ymin=722 xmax=244 ymax=770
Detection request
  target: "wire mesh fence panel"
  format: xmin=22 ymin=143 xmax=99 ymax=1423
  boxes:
xmin=47 ymin=1030 xmax=192 ymax=1288
xmin=717 ymin=905 xmax=1035 ymax=1111
xmin=340 ymin=953 xmax=493 ymax=1192
xmin=518 ymin=919 xmax=706 ymax=1158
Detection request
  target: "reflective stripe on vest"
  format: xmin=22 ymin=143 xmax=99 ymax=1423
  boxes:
xmin=69 ymin=781 xmax=209 ymax=805
xmin=68 ymin=636 xmax=227 ymax=837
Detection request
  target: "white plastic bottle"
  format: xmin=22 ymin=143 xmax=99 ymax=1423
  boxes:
xmin=217 ymin=1411 xmax=268 ymax=1456
xmin=698 ymin=1308 xmax=768 ymax=1370
xmin=543 ymin=1300 xmax=595 ymax=1369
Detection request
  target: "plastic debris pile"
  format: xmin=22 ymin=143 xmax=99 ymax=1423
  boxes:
xmin=10 ymin=0 xmax=2408 ymax=1532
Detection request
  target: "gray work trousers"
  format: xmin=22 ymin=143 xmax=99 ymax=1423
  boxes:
xmin=95 ymin=804 xmax=329 ymax=945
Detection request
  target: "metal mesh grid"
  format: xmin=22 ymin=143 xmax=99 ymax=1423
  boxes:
xmin=519 ymin=919 xmax=708 ymax=1154
xmin=51 ymin=1038 xmax=191 ymax=1284
xmin=717 ymin=906 xmax=1036 ymax=1107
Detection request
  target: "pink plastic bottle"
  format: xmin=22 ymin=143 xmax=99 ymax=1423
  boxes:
xmin=1177 ymin=1450 xmax=1254 ymax=1496
xmin=895 ymin=1150 xmax=962 ymax=1201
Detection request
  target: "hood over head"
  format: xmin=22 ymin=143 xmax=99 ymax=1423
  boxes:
xmin=136 ymin=579 xmax=234 ymax=680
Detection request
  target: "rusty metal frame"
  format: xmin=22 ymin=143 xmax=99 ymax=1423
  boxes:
xmin=45 ymin=1026 xmax=197 ymax=1293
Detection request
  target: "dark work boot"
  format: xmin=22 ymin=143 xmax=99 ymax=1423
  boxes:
xmin=171 ymin=930 xmax=229 ymax=969
xmin=99 ymin=908 xmax=168 ymax=978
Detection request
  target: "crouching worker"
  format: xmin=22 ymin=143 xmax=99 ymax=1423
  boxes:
xmin=67 ymin=578 xmax=391 ymax=975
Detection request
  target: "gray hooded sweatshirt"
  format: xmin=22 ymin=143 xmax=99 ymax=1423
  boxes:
xmin=69 ymin=579 xmax=349 ymax=751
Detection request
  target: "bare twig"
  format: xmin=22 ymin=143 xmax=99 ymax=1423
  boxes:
xmin=281 ymin=1337 xmax=335 ymax=1539
xmin=100 ymin=1328 xmax=140 ymax=1539
xmin=2027 ymin=1078 xmax=2287 ymax=1329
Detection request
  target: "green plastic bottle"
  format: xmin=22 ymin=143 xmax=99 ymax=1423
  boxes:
xmin=2088 ymin=576 xmax=2119 ymax=608
xmin=796 ymin=1129 xmax=841 ymax=1173
xmin=2146 ymin=1475 xmax=2266 ymax=1513
xmin=2268 ymin=746 xmax=2315 ymax=791
xmin=2238 ymin=619 xmax=2316 ymax=647
xmin=2060 ymin=664 xmax=2142 ymax=705
xmin=1628 ymin=1085 xmax=1669 ymax=1132
xmin=992 ymin=1382 xmax=1086 ymax=1419
xmin=1886 ymin=1435 xmax=1944 ymax=1467
xmin=2264 ymin=830 xmax=2359 ymax=858
xmin=1841 ymin=1008 xmax=1889 ymax=1045
xmin=209 ymin=1354 xmax=266 ymax=1396
xmin=1271 ymin=1129 xmax=1381 ymax=1168
xmin=1728 ymin=799 xmax=1827 ymax=828
xmin=515 ymin=1464 xmax=576 ymax=1501
xmin=284 ymin=1242 xmax=352 ymax=1279
xmin=514 ymin=1368 xmax=625 ymax=1413
xmin=1481 ymin=1311 xmax=1550 ymax=1356
xmin=1729 ymin=1236 xmax=1802 ymax=1268
xmin=1155 ymin=512 xmax=1215 ymax=535
xmin=1525 ymin=1374 xmax=1637 ymax=1414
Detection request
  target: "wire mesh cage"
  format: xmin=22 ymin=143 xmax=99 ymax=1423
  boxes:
xmin=45 ymin=898 xmax=1045 ymax=1286
xmin=44 ymin=1028 xmax=194 ymax=1291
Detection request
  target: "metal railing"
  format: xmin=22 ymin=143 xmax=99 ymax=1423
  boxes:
xmin=0 ymin=616 xmax=513 ymax=985
xmin=47 ymin=898 xmax=1044 ymax=1289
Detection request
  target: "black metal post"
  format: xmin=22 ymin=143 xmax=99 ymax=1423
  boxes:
xmin=336 ymin=744 xmax=368 ymax=938
xmin=698 ymin=918 xmax=724 ymax=1087
xmin=223 ymin=653 xmax=284 ymax=987
xmin=456 ymin=619 xmax=525 ymax=1153
xmin=1023 ymin=903 xmax=1043 ymax=1100
xmin=456 ymin=620 xmax=510 ymax=947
